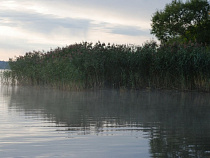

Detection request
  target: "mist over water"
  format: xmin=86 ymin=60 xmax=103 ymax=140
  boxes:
xmin=1 ymin=83 xmax=210 ymax=157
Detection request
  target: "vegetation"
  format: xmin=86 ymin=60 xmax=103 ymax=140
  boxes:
xmin=2 ymin=1 xmax=210 ymax=91
xmin=151 ymin=0 xmax=210 ymax=44
xmin=3 ymin=41 xmax=210 ymax=91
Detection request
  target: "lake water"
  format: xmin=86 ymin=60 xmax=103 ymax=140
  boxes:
xmin=1 ymin=77 xmax=210 ymax=157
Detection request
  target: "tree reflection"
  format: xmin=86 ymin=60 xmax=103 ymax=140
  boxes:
xmin=5 ymin=86 xmax=210 ymax=158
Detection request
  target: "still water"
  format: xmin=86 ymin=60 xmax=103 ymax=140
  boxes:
xmin=1 ymin=81 xmax=210 ymax=157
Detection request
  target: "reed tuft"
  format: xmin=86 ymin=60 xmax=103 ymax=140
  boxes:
xmin=4 ymin=41 xmax=210 ymax=91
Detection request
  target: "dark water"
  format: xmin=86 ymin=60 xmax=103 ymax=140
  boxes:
xmin=1 ymin=83 xmax=210 ymax=158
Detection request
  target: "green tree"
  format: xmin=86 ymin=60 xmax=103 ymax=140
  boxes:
xmin=151 ymin=0 xmax=210 ymax=44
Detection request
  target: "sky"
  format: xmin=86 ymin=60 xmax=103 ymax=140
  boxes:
xmin=0 ymin=0 xmax=173 ymax=61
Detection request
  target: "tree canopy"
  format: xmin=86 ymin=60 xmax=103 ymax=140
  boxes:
xmin=151 ymin=0 xmax=210 ymax=44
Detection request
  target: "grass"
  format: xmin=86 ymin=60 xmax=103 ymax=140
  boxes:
xmin=3 ymin=41 xmax=210 ymax=91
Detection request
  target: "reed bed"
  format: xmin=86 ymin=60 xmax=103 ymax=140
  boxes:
xmin=4 ymin=41 xmax=210 ymax=91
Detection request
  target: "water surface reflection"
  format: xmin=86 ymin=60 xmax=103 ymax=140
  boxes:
xmin=1 ymin=85 xmax=210 ymax=158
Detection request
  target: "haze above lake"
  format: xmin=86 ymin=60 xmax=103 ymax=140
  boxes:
xmin=1 ymin=82 xmax=210 ymax=157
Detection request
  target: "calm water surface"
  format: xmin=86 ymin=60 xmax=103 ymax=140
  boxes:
xmin=1 ymin=80 xmax=210 ymax=157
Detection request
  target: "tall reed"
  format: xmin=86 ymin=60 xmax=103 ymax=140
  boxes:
xmin=5 ymin=41 xmax=210 ymax=91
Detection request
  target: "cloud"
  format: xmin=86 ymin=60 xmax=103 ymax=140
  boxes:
xmin=90 ymin=22 xmax=149 ymax=37
xmin=0 ymin=0 xmax=171 ymax=38
xmin=0 ymin=0 xmax=174 ymax=60
xmin=109 ymin=26 xmax=149 ymax=37
xmin=0 ymin=8 xmax=150 ymax=43
xmin=0 ymin=9 xmax=92 ymax=60
xmin=0 ymin=10 xmax=91 ymax=34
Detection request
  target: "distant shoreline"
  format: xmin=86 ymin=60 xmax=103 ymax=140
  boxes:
xmin=0 ymin=61 xmax=10 ymax=69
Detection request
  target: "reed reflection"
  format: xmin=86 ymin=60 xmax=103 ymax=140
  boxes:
xmin=7 ymin=86 xmax=210 ymax=158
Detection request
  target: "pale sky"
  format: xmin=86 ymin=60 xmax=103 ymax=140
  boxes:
xmin=0 ymin=0 xmax=173 ymax=61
